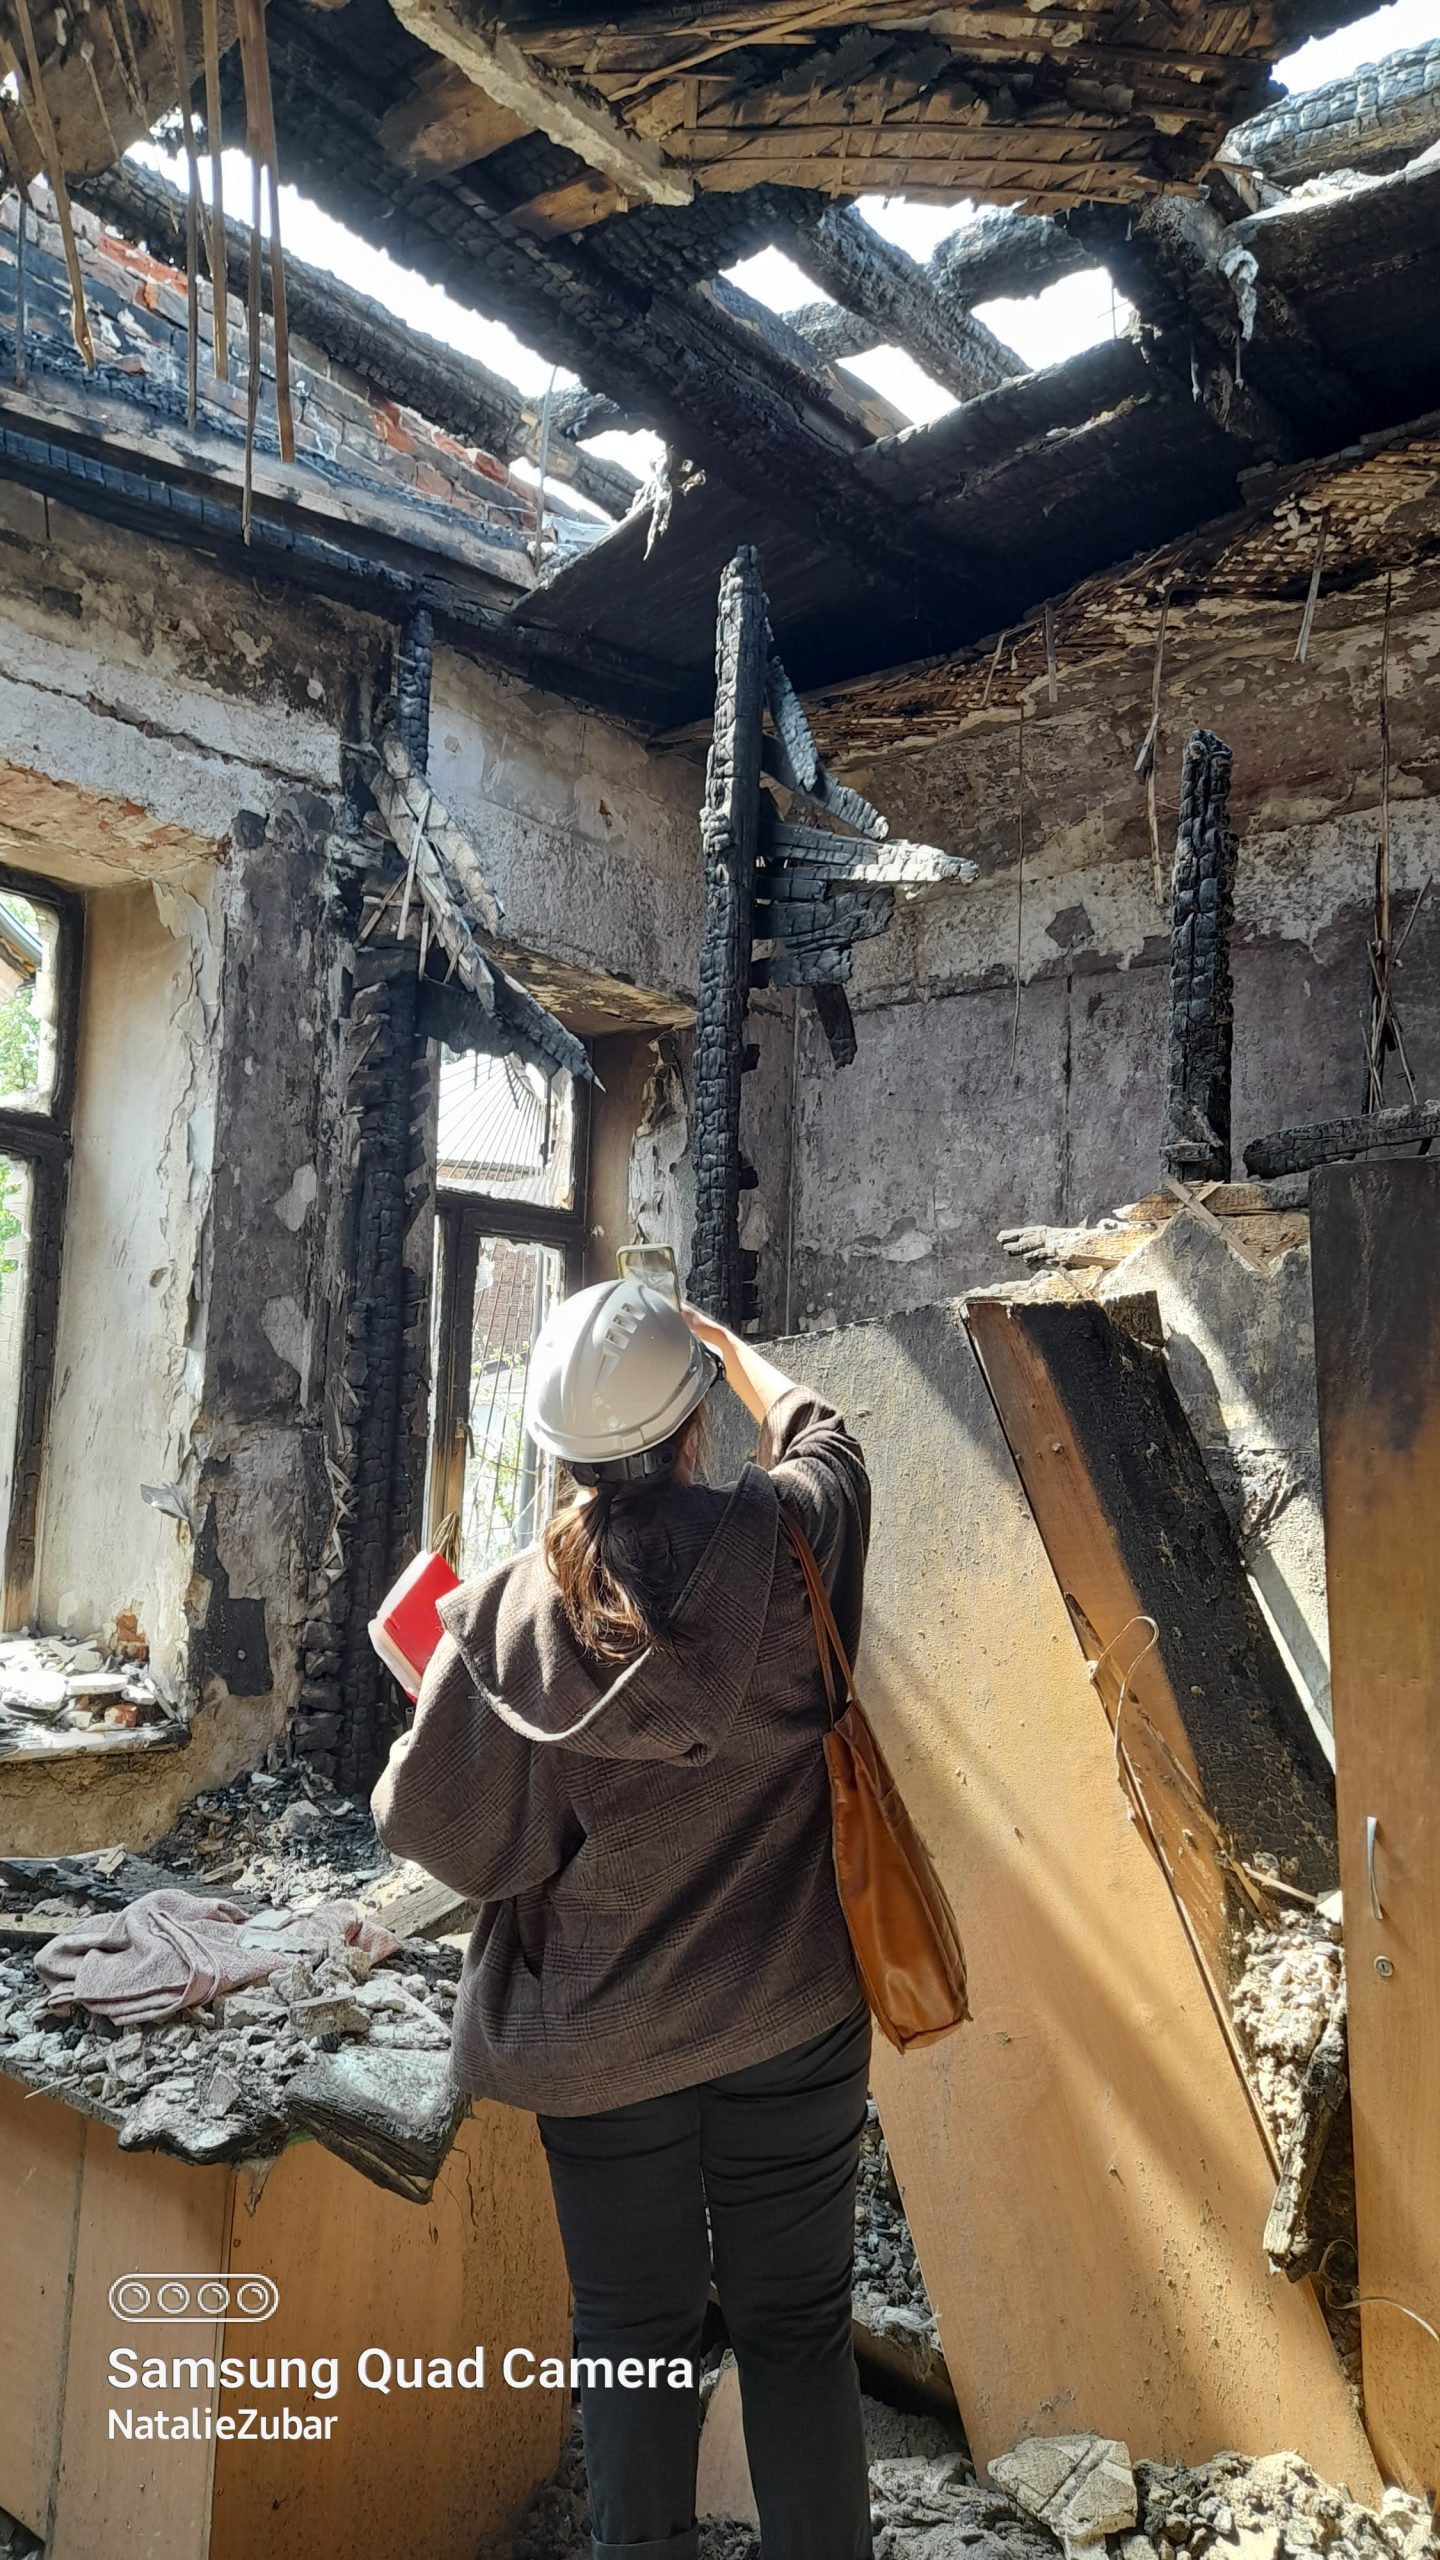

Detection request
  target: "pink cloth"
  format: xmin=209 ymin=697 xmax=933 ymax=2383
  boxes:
xmin=34 ymin=1890 xmax=401 ymax=2025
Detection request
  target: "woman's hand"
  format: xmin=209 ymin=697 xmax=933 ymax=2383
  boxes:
xmin=682 ymin=1303 xmax=733 ymax=1357
xmin=683 ymin=1303 xmax=797 ymax=1431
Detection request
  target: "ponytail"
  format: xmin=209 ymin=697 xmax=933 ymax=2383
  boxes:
xmin=542 ymin=1407 xmax=707 ymax=1663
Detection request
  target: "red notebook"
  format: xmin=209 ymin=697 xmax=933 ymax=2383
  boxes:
xmin=368 ymin=1551 xmax=461 ymax=1700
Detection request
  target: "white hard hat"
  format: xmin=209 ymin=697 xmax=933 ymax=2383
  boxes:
xmin=524 ymin=1278 xmax=720 ymax=1476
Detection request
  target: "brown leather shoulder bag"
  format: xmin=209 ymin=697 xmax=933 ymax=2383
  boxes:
xmin=783 ymin=1514 xmax=970 ymax=2053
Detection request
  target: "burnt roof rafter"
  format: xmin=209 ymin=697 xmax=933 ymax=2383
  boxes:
xmin=74 ymin=158 xmax=641 ymax=522
xmin=223 ymin=1 xmax=980 ymax=612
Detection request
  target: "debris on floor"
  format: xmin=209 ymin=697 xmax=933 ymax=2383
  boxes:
xmin=854 ymin=2096 xmax=951 ymax=2398
xmin=0 ymin=1627 xmax=181 ymax=1756
xmin=0 ymin=1759 xmax=464 ymax=2192
xmin=991 ymin=2436 xmax=1138 ymax=2557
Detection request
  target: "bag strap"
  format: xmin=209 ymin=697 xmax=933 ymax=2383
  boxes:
xmin=782 ymin=1513 xmax=857 ymax=1728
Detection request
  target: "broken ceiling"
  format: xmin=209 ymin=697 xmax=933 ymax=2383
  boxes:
xmin=0 ymin=0 xmax=1437 ymax=759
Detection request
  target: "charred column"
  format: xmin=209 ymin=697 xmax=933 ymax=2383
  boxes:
xmin=687 ymin=547 xmax=766 ymax=1324
xmin=392 ymin=606 xmax=434 ymax=771
xmin=1162 ymin=728 xmax=1237 ymax=1186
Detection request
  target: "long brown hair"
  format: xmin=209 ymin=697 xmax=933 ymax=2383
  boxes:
xmin=543 ymin=1406 xmax=707 ymax=1664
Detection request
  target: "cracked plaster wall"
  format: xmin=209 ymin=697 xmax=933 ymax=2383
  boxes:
xmin=430 ymin=650 xmax=705 ymax=1023
xmin=787 ymin=573 xmax=1440 ymax=1324
xmin=0 ymin=501 xmax=377 ymax=1848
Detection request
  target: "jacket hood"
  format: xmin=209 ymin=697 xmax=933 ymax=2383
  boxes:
xmin=434 ymin=1464 xmax=780 ymax=1764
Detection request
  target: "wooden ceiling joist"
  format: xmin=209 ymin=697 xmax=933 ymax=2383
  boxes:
xmin=1222 ymin=34 xmax=1440 ymax=190
xmin=387 ymin=0 xmax=695 ymax=204
xmin=376 ymin=56 xmax=530 ymax=174
xmin=240 ymin=5 xmax=972 ymax=605
xmin=779 ymin=204 xmax=1024 ymax=403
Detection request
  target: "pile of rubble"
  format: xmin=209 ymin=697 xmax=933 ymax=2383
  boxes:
xmin=488 ymin=2415 xmax=1437 ymax=2560
xmin=0 ymin=1623 xmax=178 ymax=1756
xmin=0 ymin=1760 xmax=467 ymax=2192
xmin=1231 ymin=1906 xmax=1343 ymax=2155
xmin=854 ymin=2096 xmax=940 ymax=2364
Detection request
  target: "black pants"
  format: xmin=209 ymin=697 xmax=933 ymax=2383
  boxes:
xmin=537 ymin=2000 xmax=874 ymax=2560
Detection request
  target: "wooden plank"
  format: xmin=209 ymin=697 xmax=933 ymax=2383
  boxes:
xmin=211 ymin=2104 xmax=570 ymax=2560
xmin=965 ymin=1289 xmax=1338 ymax=2130
xmin=711 ymin=1310 xmax=1381 ymax=2489
xmin=0 ymin=2074 xmax=85 ymax=2538
xmin=49 ymin=2118 xmax=231 ymax=2560
xmin=1246 ymin=1098 xmax=1440 ymax=1180
xmin=1311 ymin=1160 xmax=1440 ymax=2501
xmin=388 ymin=0 xmax=694 ymax=204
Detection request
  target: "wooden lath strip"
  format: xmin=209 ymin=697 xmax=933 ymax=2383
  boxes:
xmin=3 ymin=0 xmax=94 ymax=369
xmin=202 ymin=0 xmax=229 ymax=380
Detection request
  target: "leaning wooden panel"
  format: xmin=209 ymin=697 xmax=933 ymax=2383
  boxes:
xmin=965 ymin=1289 xmax=1337 ymax=2138
xmin=0 ymin=2073 xmax=85 ymax=2538
xmin=48 ymin=2119 xmax=231 ymax=2560
xmin=1311 ymin=1162 xmax=1440 ymax=2501
xmin=211 ymin=2103 xmax=571 ymax=2560
xmin=715 ymin=1305 xmax=1378 ymax=2489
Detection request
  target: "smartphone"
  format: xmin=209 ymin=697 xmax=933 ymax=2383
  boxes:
xmin=617 ymin=1243 xmax=682 ymax=1307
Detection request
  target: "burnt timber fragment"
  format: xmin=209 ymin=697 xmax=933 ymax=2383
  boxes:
xmin=1245 ymin=1098 xmax=1440 ymax=1179
xmin=965 ymin=1290 xmax=1338 ymax=2128
xmin=687 ymin=545 xmax=768 ymax=1327
xmin=1162 ymin=729 xmax=1238 ymax=1186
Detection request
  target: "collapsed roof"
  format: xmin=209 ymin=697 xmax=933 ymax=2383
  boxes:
xmin=0 ymin=0 xmax=1437 ymax=747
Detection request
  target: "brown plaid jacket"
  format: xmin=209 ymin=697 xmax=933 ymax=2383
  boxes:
xmin=371 ymin=1386 xmax=868 ymax=2115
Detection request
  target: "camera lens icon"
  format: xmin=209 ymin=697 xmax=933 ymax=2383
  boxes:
xmin=108 ymin=2273 xmax=279 ymax=2323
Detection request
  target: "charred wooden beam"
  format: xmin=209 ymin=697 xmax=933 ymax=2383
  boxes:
xmin=782 ymin=300 xmax=874 ymax=366
xmin=966 ymin=1290 xmax=1338 ymax=2130
xmin=781 ymin=205 xmax=1025 ymax=405
xmin=75 ymin=158 xmax=638 ymax=520
xmin=1245 ymin=1098 xmax=1440 ymax=1180
xmin=389 ymin=0 xmax=693 ymax=205
xmin=1064 ymin=195 xmax=1362 ymax=454
xmin=687 ymin=546 xmax=766 ymax=1326
xmin=932 ymin=205 xmax=1090 ymax=306
xmin=1221 ymin=37 xmax=1440 ymax=190
xmin=1162 ymin=728 xmax=1237 ymax=1186
xmin=242 ymin=21 xmax=967 ymax=610
xmin=860 ymin=336 xmax=1152 ymax=504
xmin=392 ymin=606 xmax=435 ymax=771
xmin=708 ymin=277 xmax=906 ymax=439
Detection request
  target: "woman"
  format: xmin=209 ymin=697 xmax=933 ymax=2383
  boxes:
xmin=372 ymin=1276 xmax=875 ymax=2560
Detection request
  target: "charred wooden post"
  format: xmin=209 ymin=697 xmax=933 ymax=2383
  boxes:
xmin=393 ymin=605 xmax=434 ymax=770
xmin=687 ymin=545 xmax=767 ymax=1325
xmin=1162 ymin=728 xmax=1238 ymax=1186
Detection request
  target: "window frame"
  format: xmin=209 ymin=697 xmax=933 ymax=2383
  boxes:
xmin=0 ymin=863 xmax=84 ymax=1626
xmin=426 ymin=1070 xmax=590 ymax=1553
